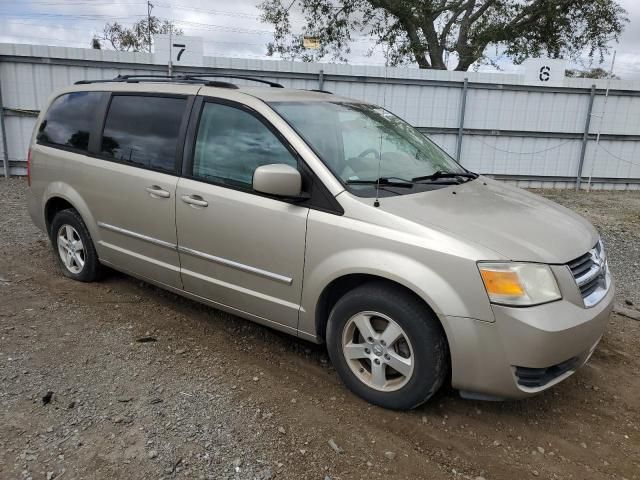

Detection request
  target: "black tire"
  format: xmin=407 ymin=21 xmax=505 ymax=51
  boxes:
xmin=326 ymin=281 xmax=448 ymax=410
xmin=50 ymin=208 xmax=103 ymax=282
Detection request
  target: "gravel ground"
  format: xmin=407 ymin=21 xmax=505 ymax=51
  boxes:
xmin=1 ymin=178 xmax=639 ymax=480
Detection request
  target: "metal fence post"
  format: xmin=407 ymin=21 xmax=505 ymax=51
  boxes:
xmin=318 ymin=69 xmax=324 ymax=91
xmin=576 ymin=85 xmax=596 ymax=190
xmin=0 ymin=70 xmax=9 ymax=178
xmin=455 ymin=77 xmax=468 ymax=163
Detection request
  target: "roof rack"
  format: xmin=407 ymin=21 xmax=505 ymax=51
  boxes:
xmin=74 ymin=73 xmax=283 ymax=89
xmin=181 ymin=74 xmax=284 ymax=88
xmin=75 ymin=74 xmax=239 ymax=89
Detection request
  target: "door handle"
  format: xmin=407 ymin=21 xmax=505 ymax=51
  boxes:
xmin=145 ymin=185 xmax=171 ymax=198
xmin=181 ymin=194 xmax=208 ymax=207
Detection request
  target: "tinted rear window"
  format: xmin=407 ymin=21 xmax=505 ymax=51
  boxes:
xmin=37 ymin=91 xmax=102 ymax=151
xmin=101 ymin=95 xmax=186 ymax=172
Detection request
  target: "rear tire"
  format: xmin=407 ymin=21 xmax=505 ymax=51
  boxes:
xmin=326 ymin=282 xmax=447 ymax=410
xmin=50 ymin=209 xmax=103 ymax=282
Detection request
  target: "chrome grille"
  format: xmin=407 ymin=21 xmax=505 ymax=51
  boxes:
xmin=567 ymin=241 xmax=610 ymax=307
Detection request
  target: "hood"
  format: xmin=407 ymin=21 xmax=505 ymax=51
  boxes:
xmin=377 ymin=177 xmax=599 ymax=264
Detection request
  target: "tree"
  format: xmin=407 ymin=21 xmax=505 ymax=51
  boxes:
xmin=93 ymin=16 xmax=183 ymax=52
xmin=259 ymin=0 xmax=627 ymax=71
xmin=565 ymin=67 xmax=619 ymax=79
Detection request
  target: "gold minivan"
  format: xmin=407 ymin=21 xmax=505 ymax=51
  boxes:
xmin=27 ymin=75 xmax=614 ymax=409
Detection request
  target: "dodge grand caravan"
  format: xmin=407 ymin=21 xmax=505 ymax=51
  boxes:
xmin=27 ymin=75 xmax=614 ymax=409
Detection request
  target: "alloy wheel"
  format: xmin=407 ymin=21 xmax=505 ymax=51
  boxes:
xmin=341 ymin=311 xmax=414 ymax=392
xmin=57 ymin=224 xmax=85 ymax=274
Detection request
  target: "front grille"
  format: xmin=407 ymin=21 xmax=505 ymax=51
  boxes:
xmin=515 ymin=357 xmax=579 ymax=388
xmin=567 ymin=241 xmax=609 ymax=307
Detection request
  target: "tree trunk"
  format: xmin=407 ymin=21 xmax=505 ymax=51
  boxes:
xmin=421 ymin=22 xmax=446 ymax=69
xmin=413 ymin=50 xmax=432 ymax=69
xmin=454 ymin=56 xmax=476 ymax=71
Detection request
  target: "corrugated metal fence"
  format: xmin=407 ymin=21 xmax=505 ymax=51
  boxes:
xmin=2 ymin=43 xmax=640 ymax=189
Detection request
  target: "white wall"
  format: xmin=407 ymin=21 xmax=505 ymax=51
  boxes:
xmin=2 ymin=42 xmax=639 ymax=189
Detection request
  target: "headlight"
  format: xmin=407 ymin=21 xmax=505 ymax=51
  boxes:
xmin=478 ymin=262 xmax=561 ymax=306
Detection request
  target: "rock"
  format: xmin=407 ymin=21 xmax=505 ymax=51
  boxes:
xmin=136 ymin=336 xmax=157 ymax=343
xmin=384 ymin=451 xmax=396 ymax=460
xmin=256 ymin=468 xmax=273 ymax=480
xmin=175 ymin=348 xmax=187 ymax=355
xmin=67 ymin=401 xmax=76 ymax=409
xmin=581 ymin=442 xmax=588 ymax=449
xmin=42 ymin=391 xmax=54 ymax=405
xmin=117 ymin=396 xmax=133 ymax=403
xmin=252 ymin=376 xmax=259 ymax=382
xmin=46 ymin=473 xmax=54 ymax=480
xmin=277 ymin=426 xmax=286 ymax=435
xmin=537 ymin=446 xmax=545 ymax=454
xmin=624 ymin=298 xmax=634 ymax=306
xmin=328 ymin=438 xmax=343 ymax=454
xmin=493 ymin=440 xmax=501 ymax=446
xmin=46 ymin=427 xmax=53 ymax=433
xmin=475 ymin=477 xmax=487 ymax=480
xmin=148 ymin=450 xmax=158 ymax=459
xmin=613 ymin=304 xmax=640 ymax=321
xmin=531 ymin=470 xmax=539 ymax=476
xmin=232 ymin=458 xmax=242 ymax=468
xmin=113 ymin=416 xmax=124 ymax=424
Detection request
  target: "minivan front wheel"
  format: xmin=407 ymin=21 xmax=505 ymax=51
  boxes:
xmin=50 ymin=209 xmax=102 ymax=282
xmin=327 ymin=282 xmax=447 ymax=409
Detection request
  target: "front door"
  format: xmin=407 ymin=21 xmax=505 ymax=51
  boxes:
xmin=176 ymin=99 xmax=308 ymax=330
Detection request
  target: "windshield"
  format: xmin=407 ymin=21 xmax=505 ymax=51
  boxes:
xmin=270 ymin=101 xmax=470 ymax=196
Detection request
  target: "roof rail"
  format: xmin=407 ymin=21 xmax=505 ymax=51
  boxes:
xmin=74 ymin=73 xmax=282 ymax=88
xmin=181 ymin=74 xmax=284 ymax=88
xmin=74 ymin=75 xmax=238 ymax=89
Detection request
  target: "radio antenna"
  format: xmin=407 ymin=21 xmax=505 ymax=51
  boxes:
xmin=374 ymin=45 xmax=390 ymax=208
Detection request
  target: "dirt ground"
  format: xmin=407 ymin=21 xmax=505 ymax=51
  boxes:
xmin=1 ymin=178 xmax=639 ymax=480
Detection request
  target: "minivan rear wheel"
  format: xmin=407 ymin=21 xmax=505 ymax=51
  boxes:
xmin=50 ymin=209 xmax=102 ymax=282
xmin=326 ymin=282 xmax=447 ymax=409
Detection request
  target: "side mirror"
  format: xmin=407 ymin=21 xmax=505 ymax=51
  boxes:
xmin=253 ymin=164 xmax=303 ymax=198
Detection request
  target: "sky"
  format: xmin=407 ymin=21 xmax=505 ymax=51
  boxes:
xmin=1 ymin=0 xmax=639 ymax=78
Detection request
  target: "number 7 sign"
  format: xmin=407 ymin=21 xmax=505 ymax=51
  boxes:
xmin=152 ymin=34 xmax=204 ymax=66
xmin=173 ymin=43 xmax=186 ymax=61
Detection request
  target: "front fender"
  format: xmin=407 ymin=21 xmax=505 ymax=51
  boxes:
xmin=299 ymin=246 xmax=496 ymax=342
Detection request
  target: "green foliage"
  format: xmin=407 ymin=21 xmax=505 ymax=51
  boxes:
xmin=565 ymin=67 xmax=619 ymax=79
xmin=259 ymin=0 xmax=628 ymax=71
xmin=93 ymin=16 xmax=183 ymax=52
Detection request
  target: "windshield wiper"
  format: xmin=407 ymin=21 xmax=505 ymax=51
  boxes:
xmin=411 ymin=171 xmax=478 ymax=183
xmin=346 ymin=177 xmax=414 ymax=188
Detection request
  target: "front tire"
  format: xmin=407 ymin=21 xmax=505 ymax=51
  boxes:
xmin=326 ymin=282 xmax=448 ymax=410
xmin=50 ymin=209 xmax=102 ymax=282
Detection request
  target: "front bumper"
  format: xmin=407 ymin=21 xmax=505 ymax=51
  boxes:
xmin=445 ymin=276 xmax=614 ymax=400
